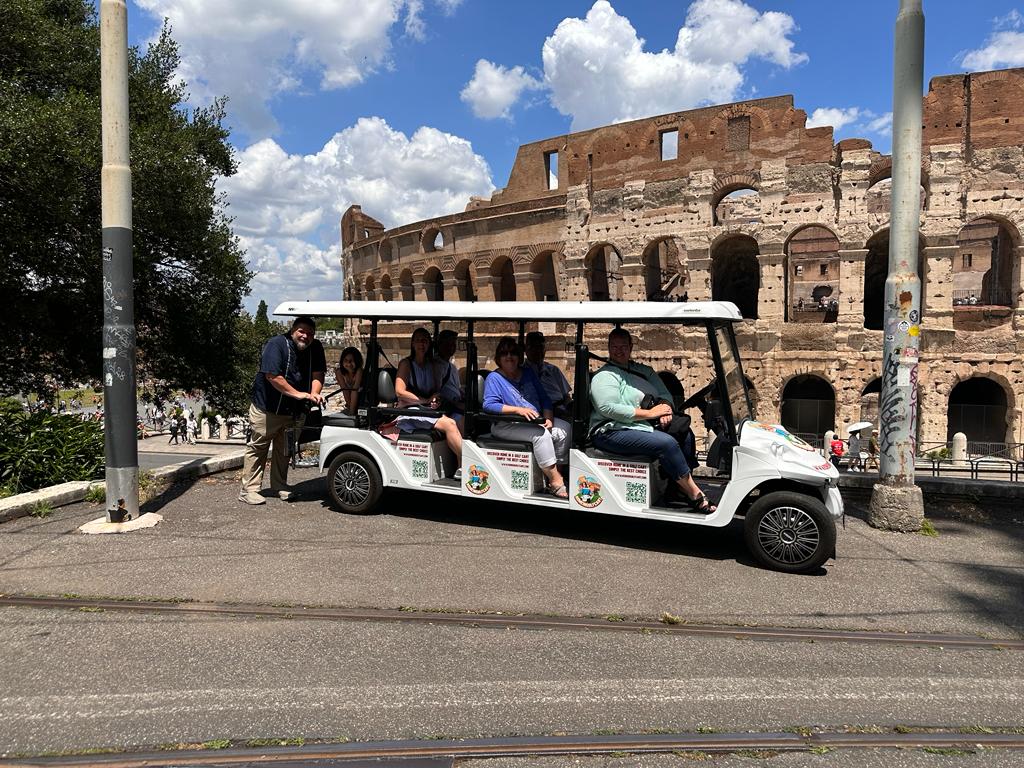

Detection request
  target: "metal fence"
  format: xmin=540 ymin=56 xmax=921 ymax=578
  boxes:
xmin=952 ymin=288 xmax=1013 ymax=306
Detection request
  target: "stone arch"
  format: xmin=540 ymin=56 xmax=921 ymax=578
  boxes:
xmin=784 ymin=224 xmax=841 ymax=322
xmin=642 ymin=237 xmax=685 ymax=301
xmin=531 ymin=251 xmax=559 ymax=301
xmin=489 ymin=255 xmax=517 ymax=302
xmin=421 ymin=225 xmax=444 ymax=253
xmin=379 ymin=273 xmax=393 ymax=302
xmin=947 ymin=375 xmax=1014 ymax=446
xmin=865 ymin=176 xmax=928 ymax=217
xmin=399 ymin=269 xmax=414 ymax=302
xmin=378 ymin=238 xmax=393 ymax=262
xmin=953 ymin=217 xmax=1019 ymax=329
xmin=862 ymin=228 xmax=926 ymax=330
xmin=712 ymin=173 xmax=761 ymax=227
xmin=860 ymin=377 xmax=882 ymax=425
xmin=780 ymin=373 xmax=836 ymax=443
xmin=711 ymin=234 xmax=760 ymax=319
xmin=585 ymin=242 xmax=623 ymax=301
xmin=423 ymin=266 xmax=444 ymax=301
xmin=453 ymin=259 xmax=476 ymax=302
xmin=364 ymin=274 xmax=376 ymax=301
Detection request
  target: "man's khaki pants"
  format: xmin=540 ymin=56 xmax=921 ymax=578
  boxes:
xmin=240 ymin=403 xmax=302 ymax=494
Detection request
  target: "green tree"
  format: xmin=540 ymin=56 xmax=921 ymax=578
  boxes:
xmin=0 ymin=0 xmax=251 ymax=405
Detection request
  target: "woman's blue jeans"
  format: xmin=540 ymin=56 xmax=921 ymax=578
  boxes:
xmin=592 ymin=427 xmax=691 ymax=480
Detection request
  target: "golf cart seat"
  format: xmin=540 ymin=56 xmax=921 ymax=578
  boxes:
xmin=584 ymin=447 xmax=658 ymax=465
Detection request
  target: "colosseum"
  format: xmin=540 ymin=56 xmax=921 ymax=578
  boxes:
xmin=340 ymin=67 xmax=1024 ymax=455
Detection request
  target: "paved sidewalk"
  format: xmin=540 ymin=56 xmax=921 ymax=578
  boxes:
xmin=0 ymin=469 xmax=1021 ymax=639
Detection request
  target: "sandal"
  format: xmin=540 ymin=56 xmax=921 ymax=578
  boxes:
xmin=547 ymin=484 xmax=569 ymax=499
xmin=684 ymin=491 xmax=716 ymax=514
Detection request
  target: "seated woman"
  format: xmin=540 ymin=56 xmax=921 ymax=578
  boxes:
xmin=335 ymin=346 xmax=364 ymax=416
xmin=482 ymin=336 xmax=570 ymax=498
xmin=590 ymin=328 xmax=715 ymax=513
xmin=394 ymin=328 xmax=462 ymax=470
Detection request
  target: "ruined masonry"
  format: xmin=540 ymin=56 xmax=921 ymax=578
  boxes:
xmin=341 ymin=68 xmax=1024 ymax=451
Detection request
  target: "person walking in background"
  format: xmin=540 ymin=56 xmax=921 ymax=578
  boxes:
xmin=168 ymin=416 xmax=179 ymax=445
xmin=239 ymin=315 xmax=326 ymax=505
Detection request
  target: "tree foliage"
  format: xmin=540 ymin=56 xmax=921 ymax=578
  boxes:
xmin=0 ymin=0 xmax=251 ymax=410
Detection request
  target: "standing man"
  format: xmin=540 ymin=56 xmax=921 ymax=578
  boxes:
xmin=524 ymin=331 xmax=572 ymax=420
xmin=239 ymin=315 xmax=326 ymax=505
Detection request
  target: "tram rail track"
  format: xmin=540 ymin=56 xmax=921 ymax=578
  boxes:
xmin=2 ymin=593 xmax=1021 ymax=651
xmin=4 ymin=730 xmax=1024 ymax=767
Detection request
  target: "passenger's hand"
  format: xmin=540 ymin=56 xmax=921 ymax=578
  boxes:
xmin=307 ymin=391 xmax=325 ymax=407
xmin=659 ymin=414 xmax=672 ymax=428
xmin=643 ymin=402 xmax=672 ymax=420
xmin=517 ymin=406 xmax=539 ymax=420
xmin=542 ymin=418 xmax=553 ymax=430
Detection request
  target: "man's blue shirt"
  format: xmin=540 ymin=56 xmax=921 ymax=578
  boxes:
xmin=251 ymin=334 xmax=327 ymax=415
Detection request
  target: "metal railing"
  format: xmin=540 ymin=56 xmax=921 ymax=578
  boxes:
xmin=952 ymin=288 xmax=1012 ymax=307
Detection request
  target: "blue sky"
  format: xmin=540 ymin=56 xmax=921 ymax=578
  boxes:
xmin=123 ymin=1 xmax=1024 ymax=312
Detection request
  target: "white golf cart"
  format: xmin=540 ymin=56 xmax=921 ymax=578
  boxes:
xmin=275 ymin=300 xmax=842 ymax=573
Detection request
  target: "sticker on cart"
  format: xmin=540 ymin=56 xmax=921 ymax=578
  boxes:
xmin=575 ymin=475 xmax=603 ymax=508
xmin=465 ymin=464 xmax=491 ymax=495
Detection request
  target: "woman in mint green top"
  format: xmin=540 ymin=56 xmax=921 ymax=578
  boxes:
xmin=589 ymin=328 xmax=715 ymax=513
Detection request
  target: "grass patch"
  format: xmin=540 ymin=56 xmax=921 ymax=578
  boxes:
xmin=200 ymin=739 xmax=231 ymax=750
xmin=809 ymin=745 xmax=831 ymax=754
xmin=659 ymin=611 xmax=683 ymax=625
xmin=922 ymin=747 xmax=973 ymax=756
xmin=604 ymin=614 xmax=626 ymax=622
xmin=83 ymin=484 xmax=105 ymax=504
xmin=919 ymin=518 xmax=939 ymax=537
xmin=244 ymin=737 xmax=305 ymax=748
xmin=29 ymin=501 xmax=54 ymax=518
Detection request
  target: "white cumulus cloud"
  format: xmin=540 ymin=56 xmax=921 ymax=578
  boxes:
xmin=135 ymin=0 xmax=459 ymax=137
xmin=806 ymin=107 xmax=862 ymax=131
xmin=959 ymin=10 xmax=1024 ymax=71
xmin=219 ymin=117 xmax=494 ymax=310
xmin=535 ymin=0 xmax=807 ymax=131
xmin=461 ymin=60 xmax=543 ymax=119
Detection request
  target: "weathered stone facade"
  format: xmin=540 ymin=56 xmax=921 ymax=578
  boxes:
xmin=341 ymin=68 xmax=1024 ymax=451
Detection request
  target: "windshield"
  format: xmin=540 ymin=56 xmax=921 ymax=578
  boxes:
xmin=714 ymin=324 xmax=752 ymax=425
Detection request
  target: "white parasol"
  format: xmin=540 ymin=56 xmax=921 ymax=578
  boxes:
xmin=847 ymin=421 xmax=874 ymax=435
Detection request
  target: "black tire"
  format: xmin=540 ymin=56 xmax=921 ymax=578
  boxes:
xmin=743 ymin=490 xmax=836 ymax=574
xmin=327 ymin=450 xmax=383 ymax=514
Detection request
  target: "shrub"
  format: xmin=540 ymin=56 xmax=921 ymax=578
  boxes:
xmin=0 ymin=400 xmax=104 ymax=494
xmin=926 ymin=447 xmax=951 ymax=460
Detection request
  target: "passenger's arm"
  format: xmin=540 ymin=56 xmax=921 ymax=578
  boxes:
xmin=395 ymin=360 xmax=426 ymax=405
xmin=265 ymin=373 xmax=318 ymax=403
xmin=591 ymin=371 xmax=668 ymax=423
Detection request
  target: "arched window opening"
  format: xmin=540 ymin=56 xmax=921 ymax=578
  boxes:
xmin=947 ymin=378 xmax=1010 ymax=449
xmin=454 ymin=260 xmax=476 ymax=302
xmin=786 ymin=226 xmax=840 ymax=322
xmin=711 ymin=235 xmax=760 ymax=319
xmin=865 ymin=177 xmax=927 ymax=216
xmin=399 ymin=269 xmax=414 ymax=302
xmin=643 ymin=238 xmax=685 ymax=301
xmin=780 ymin=375 xmax=835 ymax=446
xmin=531 ymin=252 xmax=559 ymax=301
xmin=364 ymin=275 xmax=376 ymax=302
xmin=499 ymin=259 xmax=516 ymax=302
xmin=863 ymin=229 xmax=924 ymax=331
xmin=422 ymin=227 xmax=443 ymax=252
xmin=378 ymin=239 xmax=392 ymax=262
xmin=860 ymin=377 xmax=882 ymax=425
xmin=379 ymin=274 xmax=393 ymax=302
xmin=587 ymin=244 xmax=622 ymax=301
xmin=423 ymin=267 xmax=443 ymax=301
xmin=953 ymin=218 xmax=1017 ymax=330
xmin=714 ymin=187 xmax=761 ymax=226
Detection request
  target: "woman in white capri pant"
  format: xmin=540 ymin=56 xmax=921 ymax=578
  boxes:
xmin=483 ymin=336 xmax=570 ymax=498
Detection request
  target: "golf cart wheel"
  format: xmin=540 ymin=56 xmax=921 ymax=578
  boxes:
xmin=744 ymin=491 xmax=835 ymax=574
xmin=327 ymin=451 xmax=382 ymax=514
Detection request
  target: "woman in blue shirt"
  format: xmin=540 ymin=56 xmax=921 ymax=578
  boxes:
xmin=483 ymin=336 xmax=569 ymax=498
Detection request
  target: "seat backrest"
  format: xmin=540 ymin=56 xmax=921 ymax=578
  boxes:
xmin=377 ymin=368 xmax=397 ymax=404
xmin=472 ymin=371 xmax=489 ymax=410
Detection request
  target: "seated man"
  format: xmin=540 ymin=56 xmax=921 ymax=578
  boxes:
xmin=524 ymin=331 xmax=572 ymax=420
xmin=589 ymin=328 xmax=712 ymax=513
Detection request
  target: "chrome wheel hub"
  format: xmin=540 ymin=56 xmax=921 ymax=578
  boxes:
xmin=758 ymin=506 xmax=820 ymax=565
xmin=333 ymin=462 xmax=370 ymax=506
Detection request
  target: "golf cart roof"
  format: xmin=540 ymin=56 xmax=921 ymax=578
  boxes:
xmin=273 ymin=300 xmax=743 ymax=324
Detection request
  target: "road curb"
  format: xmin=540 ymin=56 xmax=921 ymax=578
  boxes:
xmin=0 ymin=450 xmax=246 ymax=524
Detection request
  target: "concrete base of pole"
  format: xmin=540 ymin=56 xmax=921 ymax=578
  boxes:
xmin=81 ymin=512 xmax=162 ymax=535
xmin=105 ymin=465 xmax=140 ymax=522
xmin=868 ymin=481 xmax=924 ymax=532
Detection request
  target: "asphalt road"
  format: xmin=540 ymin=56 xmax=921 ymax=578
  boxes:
xmin=1 ymin=606 xmax=1020 ymax=756
xmin=0 ymin=470 xmax=1021 ymax=759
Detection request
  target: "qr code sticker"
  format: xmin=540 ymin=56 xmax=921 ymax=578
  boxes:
xmin=510 ymin=470 xmax=529 ymax=491
xmin=412 ymin=460 xmax=428 ymax=479
xmin=625 ymin=481 xmax=647 ymax=505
